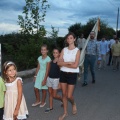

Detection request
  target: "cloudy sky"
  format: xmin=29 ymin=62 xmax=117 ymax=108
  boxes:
xmin=0 ymin=0 xmax=120 ymax=36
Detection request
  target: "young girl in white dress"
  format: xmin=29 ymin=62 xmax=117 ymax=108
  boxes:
xmin=3 ymin=61 xmax=28 ymax=120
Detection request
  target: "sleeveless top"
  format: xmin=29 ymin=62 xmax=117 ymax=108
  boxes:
xmin=49 ymin=61 xmax=60 ymax=78
xmin=60 ymin=47 xmax=79 ymax=73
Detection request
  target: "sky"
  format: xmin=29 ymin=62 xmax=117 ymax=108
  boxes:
xmin=0 ymin=0 xmax=120 ymax=37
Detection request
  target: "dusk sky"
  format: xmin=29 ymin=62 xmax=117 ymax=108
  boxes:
xmin=0 ymin=0 xmax=120 ymax=36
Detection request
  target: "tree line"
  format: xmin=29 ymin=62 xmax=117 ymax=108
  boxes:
xmin=1 ymin=0 xmax=120 ymax=71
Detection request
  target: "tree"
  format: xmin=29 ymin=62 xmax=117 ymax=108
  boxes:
xmin=82 ymin=18 xmax=97 ymax=38
xmin=48 ymin=26 xmax=59 ymax=46
xmin=117 ymin=30 xmax=120 ymax=38
xmin=82 ymin=18 xmax=116 ymax=39
xmin=1 ymin=0 xmax=50 ymax=70
xmin=68 ymin=18 xmax=115 ymax=39
xmin=68 ymin=23 xmax=83 ymax=38
xmin=18 ymin=0 xmax=50 ymax=39
xmin=1 ymin=33 xmax=43 ymax=70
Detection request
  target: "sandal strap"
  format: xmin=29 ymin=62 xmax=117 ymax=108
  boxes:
xmin=59 ymin=113 xmax=68 ymax=120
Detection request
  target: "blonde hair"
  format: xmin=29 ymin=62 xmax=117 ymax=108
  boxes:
xmin=3 ymin=61 xmax=17 ymax=82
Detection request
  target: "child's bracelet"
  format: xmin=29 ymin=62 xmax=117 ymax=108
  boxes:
xmin=34 ymin=76 xmax=37 ymax=77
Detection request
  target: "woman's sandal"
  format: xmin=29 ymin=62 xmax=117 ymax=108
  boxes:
xmin=39 ymin=102 xmax=46 ymax=107
xmin=58 ymin=113 xmax=68 ymax=120
xmin=72 ymin=103 xmax=77 ymax=115
xmin=32 ymin=101 xmax=41 ymax=107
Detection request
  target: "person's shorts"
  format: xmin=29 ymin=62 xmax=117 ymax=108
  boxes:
xmin=46 ymin=77 xmax=59 ymax=89
xmin=0 ymin=107 xmax=4 ymax=120
xmin=59 ymin=71 xmax=77 ymax=85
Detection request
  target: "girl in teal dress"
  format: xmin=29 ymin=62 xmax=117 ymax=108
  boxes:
xmin=32 ymin=44 xmax=51 ymax=107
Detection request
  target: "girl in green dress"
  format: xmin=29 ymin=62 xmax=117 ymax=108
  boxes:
xmin=32 ymin=44 xmax=51 ymax=107
xmin=0 ymin=77 xmax=6 ymax=120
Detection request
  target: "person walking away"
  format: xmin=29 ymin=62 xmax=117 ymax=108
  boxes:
xmin=77 ymin=34 xmax=86 ymax=78
xmin=98 ymin=36 xmax=109 ymax=70
xmin=111 ymin=38 xmax=120 ymax=71
xmin=82 ymin=31 xmax=101 ymax=86
xmin=77 ymin=33 xmax=86 ymax=51
xmin=32 ymin=44 xmax=51 ymax=107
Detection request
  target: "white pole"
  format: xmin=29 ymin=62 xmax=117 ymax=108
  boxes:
xmin=116 ymin=7 xmax=119 ymax=37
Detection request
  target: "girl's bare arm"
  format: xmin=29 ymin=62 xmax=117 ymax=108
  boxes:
xmin=33 ymin=62 xmax=40 ymax=82
xmin=42 ymin=62 xmax=51 ymax=86
xmin=13 ymin=80 xmax=23 ymax=119
xmin=34 ymin=62 xmax=40 ymax=76
xmin=63 ymin=50 xmax=80 ymax=69
xmin=57 ymin=49 xmax=74 ymax=66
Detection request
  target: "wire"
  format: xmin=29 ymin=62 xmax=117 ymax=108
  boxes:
xmin=107 ymin=0 xmax=118 ymax=8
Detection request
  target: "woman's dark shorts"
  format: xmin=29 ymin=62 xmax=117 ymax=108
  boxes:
xmin=59 ymin=71 xmax=77 ymax=85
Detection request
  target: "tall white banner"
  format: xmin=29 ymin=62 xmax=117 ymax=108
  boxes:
xmin=79 ymin=18 xmax=100 ymax=66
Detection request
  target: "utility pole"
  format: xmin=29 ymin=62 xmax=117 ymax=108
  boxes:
xmin=116 ymin=7 xmax=119 ymax=37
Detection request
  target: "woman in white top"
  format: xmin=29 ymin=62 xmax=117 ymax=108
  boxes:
xmin=58 ymin=32 xmax=80 ymax=120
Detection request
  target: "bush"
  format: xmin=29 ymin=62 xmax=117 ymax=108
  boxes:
xmin=1 ymin=33 xmax=65 ymax=71
xmin=2 ymin=36 xmax=43 ymax=71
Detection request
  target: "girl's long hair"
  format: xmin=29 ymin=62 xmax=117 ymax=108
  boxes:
xmin=64 ymin=32 xmax=77 ymax=47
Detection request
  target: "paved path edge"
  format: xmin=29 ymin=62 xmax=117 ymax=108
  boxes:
xmin=17 ymin=68 xmax=36 ymax=78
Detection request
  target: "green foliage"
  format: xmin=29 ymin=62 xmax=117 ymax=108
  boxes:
xmin=1 ymin=32 xmax=62 ymax=71
xmin=50 ymin=26 xmax=59 ymax=40
xmin=68 ymin=23 xmax=83 ymax=38
xmin=48 ymin=26 xmax=59 ymax=46
xmin=18 ymin=0 xmax=50 ymax=36
xmin=82 ymin=18 xmax=97 ymax=38
xmin=13 ymin=38 xmax=42 ymax=70
xmin=1 ymin=0 xmax=50 ymax=71
xmin=1 ymin=33 xmax=44 ymax=71
xmin=2 ymin=16 xmax=117 ymax=71
xmin=56 ymin=37 xmax=65 ymax=49
xmin=68 ymin=18 xmax=115 ymax=39
xmin=2 ymin=0 xmax=50 ymax=71
xmin=117 ymin=30 xmax=120 ymax=38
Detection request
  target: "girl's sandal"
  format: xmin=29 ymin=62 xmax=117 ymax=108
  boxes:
xmin=58 ymin=113 xmax=68 ymax=120
xmin=72 ymin=103 xmax=77 ymax=115
xmin=32 ymin=101 xmax=41 ymax=107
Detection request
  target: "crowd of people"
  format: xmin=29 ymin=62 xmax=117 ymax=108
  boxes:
xmin=77 ymin=33 xmax=120 ymax=86
xmin=0 ymin=32 xmax=80 ymax=120
xmin=0 ymin=31 xmax=120 ymax=120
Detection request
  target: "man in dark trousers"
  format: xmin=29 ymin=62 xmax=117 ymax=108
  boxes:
xmin=82 ymin=31 xmax=100 ymax=86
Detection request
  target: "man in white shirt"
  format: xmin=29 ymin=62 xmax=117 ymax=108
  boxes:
xmin=107 ymin=35 xmax=116 ymax=66
xmin=77 ymin=34 xmax=86 ymax=51
xmin=98 ymin=37 xmax=109 ymax=69
xmin=77 ymin=34 xmax=86 ymax=79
